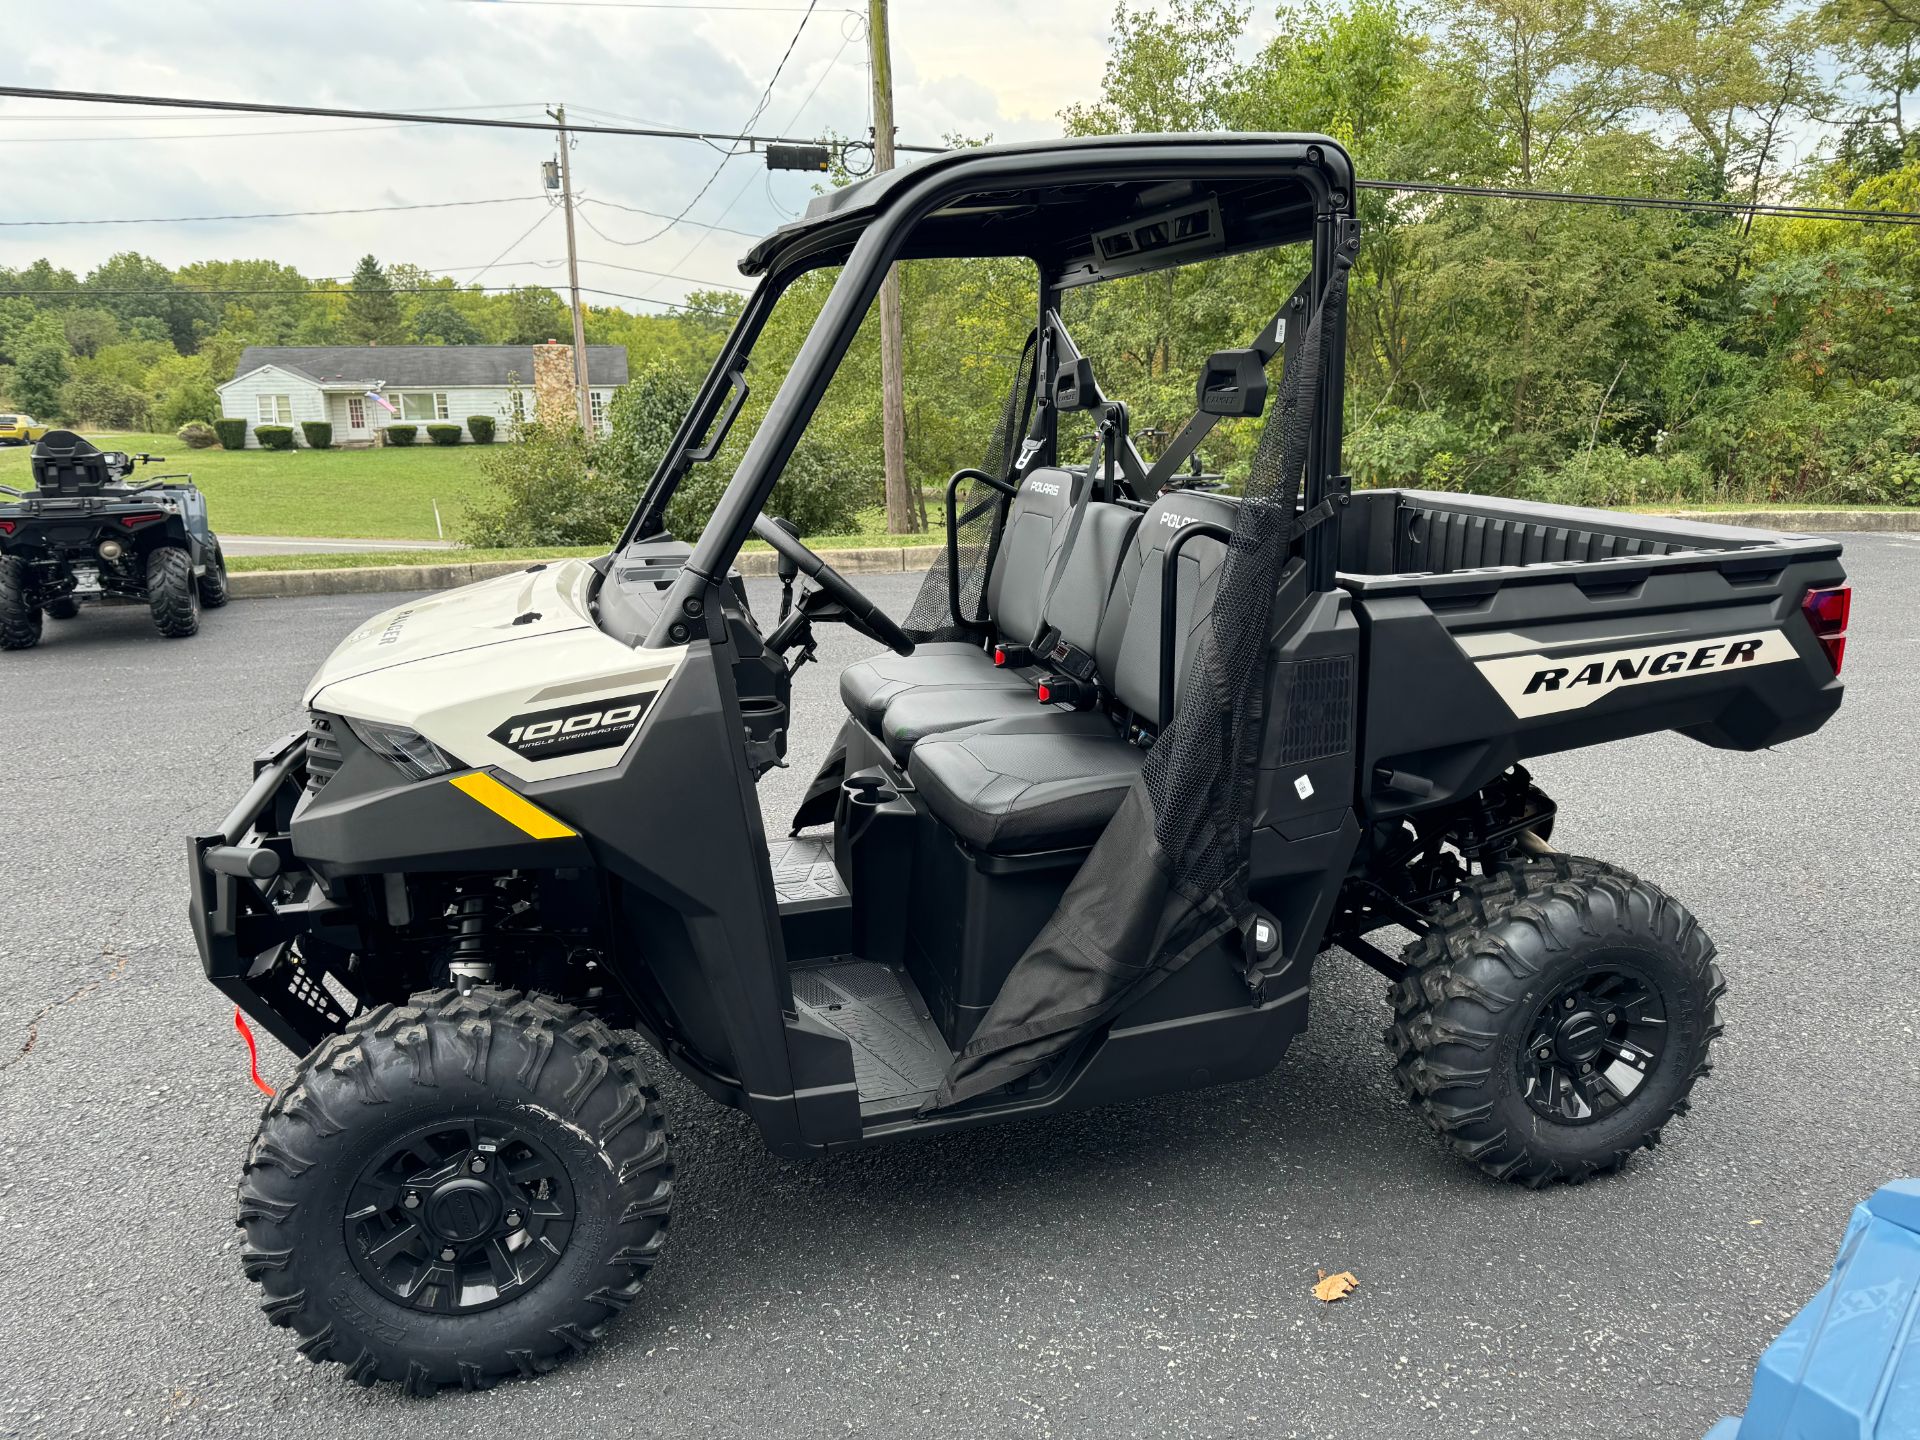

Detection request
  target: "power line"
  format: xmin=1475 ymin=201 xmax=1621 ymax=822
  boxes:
xmin=1357 ymin=178 xmax=1920 ymax=225
xmin=467 ymin=206 xmax=562 ymax=289
xmin=600 ymin=0 xmax=822 ymax=250
xmin=435 ymin=0 xmax=846 ymax=10
xmin=576 ymin=256 xmax=752 ymax=291
xmin=0 ymin=195 xmax=550 ymax=227
xmin=576 ymin=195 xmax=762 ymax=239
xmin=0 ymin=84 xmax=946 ymax=153
xmin=0 ymin=281 xmax=720 ymax=314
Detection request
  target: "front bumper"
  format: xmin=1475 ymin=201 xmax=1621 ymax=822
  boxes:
xmin=188 ymin=731 xmax=361 ymax=1054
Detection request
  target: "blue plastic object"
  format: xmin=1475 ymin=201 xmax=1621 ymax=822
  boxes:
xmin=1709 ymin=1179 xmax=1920 ymax=1439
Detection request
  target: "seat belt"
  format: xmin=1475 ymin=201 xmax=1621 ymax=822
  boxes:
xmin=1028 ymin=399 xmax=1124 ymax=658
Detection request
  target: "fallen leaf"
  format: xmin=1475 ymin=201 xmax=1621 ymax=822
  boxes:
xmin=1313 ymin=1270 xmax=1359 ymax=1303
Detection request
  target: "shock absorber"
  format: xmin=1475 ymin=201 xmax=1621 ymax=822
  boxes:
xmin=448 ymin=893 xmax=494 ymax=992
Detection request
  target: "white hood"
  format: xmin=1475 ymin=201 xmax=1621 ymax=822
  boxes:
xmin=306 ymin=561 xmax=687 ymax=784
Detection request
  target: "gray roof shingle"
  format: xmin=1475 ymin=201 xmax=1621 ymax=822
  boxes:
xmin=229 ymin=344 xmax=630 ymax=388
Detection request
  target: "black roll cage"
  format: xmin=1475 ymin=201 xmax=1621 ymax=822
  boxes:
xmin=619 ymin=134 xmax=1358 ymax=645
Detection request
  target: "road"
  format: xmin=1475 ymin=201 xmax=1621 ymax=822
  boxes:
xmin=0 ymin=539 xmax=1914 ymax=1439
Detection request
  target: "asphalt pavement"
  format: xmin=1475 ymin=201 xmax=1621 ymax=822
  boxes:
xmin=1 ymin=540 xmax=1915 ymax=1439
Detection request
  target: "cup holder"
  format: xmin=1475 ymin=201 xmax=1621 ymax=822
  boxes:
xmin=843 ymin=773 xmax=897 ymax=809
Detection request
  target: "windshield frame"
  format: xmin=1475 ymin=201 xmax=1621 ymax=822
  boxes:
xmin=626 ymin=136 xmax=1353 ymax=648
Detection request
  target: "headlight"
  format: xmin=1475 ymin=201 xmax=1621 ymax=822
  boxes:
xmin=347 ymin=718 xmax=459 ymax=781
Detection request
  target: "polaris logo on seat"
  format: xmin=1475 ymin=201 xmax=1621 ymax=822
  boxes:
xmin=1472 ymin=630 xmax=1797 ymax=718
xmin=1028 ymin=479 xmax=1062 ymax=497
xmin=489 ymin=691 xmax=658 ymax=761
xmin=1159 ymin=511 xmax=1188 ymax=529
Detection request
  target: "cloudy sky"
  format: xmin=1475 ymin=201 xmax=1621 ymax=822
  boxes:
xmin=0 ymin=0 xmax=1137 ymax=315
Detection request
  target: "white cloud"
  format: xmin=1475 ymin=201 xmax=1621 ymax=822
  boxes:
xmin=0 ymin=0 xmax=1121 ymax=310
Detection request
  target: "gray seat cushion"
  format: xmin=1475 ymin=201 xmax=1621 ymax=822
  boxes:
xmin=837 ymin=642 xmax=1027 ymax=732
xmin=907 ymin=713 xmax=1144 ymax=854
xmin=880 ymin=684 xmax=1062 ymax=761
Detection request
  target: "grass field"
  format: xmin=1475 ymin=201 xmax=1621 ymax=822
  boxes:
xmin=0 ymin=432 xmax=485 ymax=540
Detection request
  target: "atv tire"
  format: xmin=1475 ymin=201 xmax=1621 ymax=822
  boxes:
xmin=147 ymin=545 xmax=199 ymax=637
xmin=0 ymin=556 xmax=41 ymax=649
xmin=44 ymin=596 xmax=80 ymax=620
xmin=1386 ymin=855 xmax=1723 ymax=1187
xmin=236 ymin=988 xmax=674 ymax=1393
xmin=197 ymin=543 xmax=230 ymax=608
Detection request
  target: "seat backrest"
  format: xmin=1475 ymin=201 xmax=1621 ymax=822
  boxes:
xmin=1040 ymin=501 xmax=1137 ymax=654
xmin=1094 ymin=489 xmax=1240 ymax=722
xmin=983 ymin=466 xmax=1080 ymax=644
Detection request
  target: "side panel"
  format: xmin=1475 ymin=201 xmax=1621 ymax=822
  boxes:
xmin=1355 ymin=552 xmax=1847 ymax=820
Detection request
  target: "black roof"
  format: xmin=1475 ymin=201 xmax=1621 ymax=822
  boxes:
xmin=740 ymin=132 xmax=1352 ymax=283
xmin=228 ymin=344 xmax=630 ymax=388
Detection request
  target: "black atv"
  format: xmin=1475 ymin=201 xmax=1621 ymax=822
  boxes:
xmin=0 ymin=429 xmax=229 ymax=648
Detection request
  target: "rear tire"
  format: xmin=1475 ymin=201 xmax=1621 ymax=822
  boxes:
xmin=147 ymin=545 xmax=199 ymax=637
xmin=197 ymin=543 xmax=230 ymax=608
xmin=45 ymin=596 xmax=80 ymax=621
xmin=1385 ymin=855 xmax=1723 ymax=1187
xmin=236 ymin=988 xmax=674 ymax=1393
xmin=0 ymin=556 xmax=41 ymax=649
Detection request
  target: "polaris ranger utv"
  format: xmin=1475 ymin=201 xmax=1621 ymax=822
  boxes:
xmin=0 ymin=430 xmax=228 ymax=647
xmin=188 ymin=134 xmax=1849 ymax=1393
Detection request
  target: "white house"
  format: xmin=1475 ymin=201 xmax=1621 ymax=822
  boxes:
xmin=216 ymin=344 xmax=629 ymax=447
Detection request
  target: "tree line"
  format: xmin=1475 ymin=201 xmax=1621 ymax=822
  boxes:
xmin=2 ymin=0 xmax=1915 ymax=534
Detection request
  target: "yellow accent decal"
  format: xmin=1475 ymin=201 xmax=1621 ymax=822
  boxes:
xmin=449 ymin=772 xmax=577 ymax=840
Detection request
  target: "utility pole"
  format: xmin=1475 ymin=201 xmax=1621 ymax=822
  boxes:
xmin=548 ymin=104 xmax=594 ymax=433
xmin=868 ymin=0 xmax=915 ymax=532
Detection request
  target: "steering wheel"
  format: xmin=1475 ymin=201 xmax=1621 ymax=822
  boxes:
xmin=751 ymin=515 xmax=915 ymax=656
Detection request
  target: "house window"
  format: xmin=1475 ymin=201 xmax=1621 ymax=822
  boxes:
xmin=589 ymin=390 xmax=608 ymax=434
xmin=257 ymin=394 xmax=293 ymax=425
xmin=396 ymin=391 xmax=449 ymax=422
xmin=347 ymin=396 xmax=366 ymax=429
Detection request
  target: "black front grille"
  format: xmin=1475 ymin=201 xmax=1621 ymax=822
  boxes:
xmin=306 ymin=713 xmax=343 ymax=795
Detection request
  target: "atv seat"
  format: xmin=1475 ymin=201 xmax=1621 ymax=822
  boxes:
xmin=876 ymin=499 xmax=1139 ymax=760
xmin=838 ymin=465 xmax=1090 ymax=732
xmin=907 ymin=489 xmax=1238 ymax=854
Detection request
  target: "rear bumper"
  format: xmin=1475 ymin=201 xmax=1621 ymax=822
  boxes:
xmin=188 ymin=731 xmax=358 ymax=1054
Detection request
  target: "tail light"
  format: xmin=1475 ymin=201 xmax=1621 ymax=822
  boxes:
xmin=119 ymin=512 xmax=164 ymax=528
xmin=0 ymin=519 xmax=14 ymax=535
xmin=1801 ymin=585 xmax=1851 ymax=675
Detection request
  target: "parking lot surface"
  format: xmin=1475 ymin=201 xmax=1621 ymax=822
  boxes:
xmin=1 ymin=540 xmax=1914 ymax=1438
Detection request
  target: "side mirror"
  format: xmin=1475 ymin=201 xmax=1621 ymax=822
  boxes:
xmin=1197 ymin=348 xmax=1268 ymax=417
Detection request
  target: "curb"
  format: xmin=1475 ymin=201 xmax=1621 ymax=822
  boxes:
xmin=1646 ymin=509 xmax=1920 ymax=534
xmin=228 ymin=544 xmax=941 ymax=599
xmin=226 ymin=509 xmax=1913 ymax=600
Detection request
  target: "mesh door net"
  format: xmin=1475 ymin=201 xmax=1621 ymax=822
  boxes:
xmin=899 ymin=334 xmax=1037 ymax=643
xmin=927 ymin=246 xmax=1356 ymax=1111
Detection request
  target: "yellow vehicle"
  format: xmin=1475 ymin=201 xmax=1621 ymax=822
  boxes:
xmin=0 ymin=415 xmax=49 ymax=445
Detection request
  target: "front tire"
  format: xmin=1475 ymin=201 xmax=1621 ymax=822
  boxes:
xmin=0 ymin=556 xmax=41 ymax=649
xmin=236 ymin=988 xmax=674 ymax=1393
xmin=45 ymin=596 xmax=80 ymax=621
xmin=1385 ymin=855 xmax=1723 ymax=1186
xmin=147 ymin=545 xmax=200 ymax=637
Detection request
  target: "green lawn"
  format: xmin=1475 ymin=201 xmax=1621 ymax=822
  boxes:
xmin=0 ymin=431 xmax=486 ymax=541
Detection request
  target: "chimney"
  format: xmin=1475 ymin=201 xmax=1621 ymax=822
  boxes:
xmin=532 ymin=341 xmax=577 ymax=425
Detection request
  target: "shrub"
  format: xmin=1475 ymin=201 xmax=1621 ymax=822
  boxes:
xmin=1523 ymin=445 xmax=1712 ymax=508
xmin=466 ymin=415 xmax=496 ymax=444
xmin=385 ymin=424 xmax=417 ymax=446
xmin=213 ymin=417 xmax=248 ymax=450
xmin=460 ymin=419 xmax=609 ymax=547
xmin=59 ymin=374 xmax=149 ymax=430
xmin=255 ymin=425 xmax=295 ymax=451
xmin=427 ymin=423 xmax=463 ymax=446
xmin=301 ymin=421 xmax=334 ymax=450
xmin=176 ymin=421 xmax=217 ymax=449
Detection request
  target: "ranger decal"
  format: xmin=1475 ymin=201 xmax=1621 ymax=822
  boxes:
xmin=1474 ymin=630 xmax=1798 ymax=718
xmin=489 ymin=691 xmax=658 ymax=760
